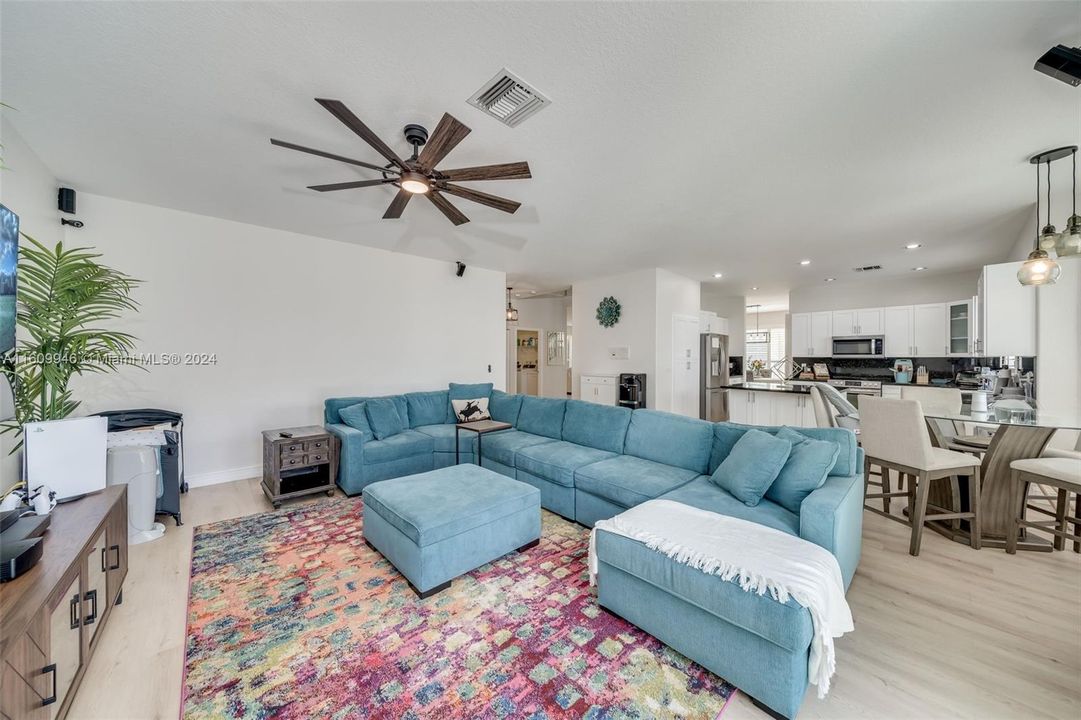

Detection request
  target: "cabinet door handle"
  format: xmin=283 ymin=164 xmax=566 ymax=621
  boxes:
xmin=84 ymin=589 xmax=98 ymax=625
xmin=108 ymin=544 xmax=121 ymax=571
xmin=41 ymin=664 xmax=58 ymax=707
xmin=101 ymin=546 xmax=107 ymax=572
xmin=69 ymin=593 xmax=81 ymax=629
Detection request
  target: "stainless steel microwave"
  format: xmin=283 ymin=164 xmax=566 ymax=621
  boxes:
xmin=831 ymin=335 xmax=885 ymax=358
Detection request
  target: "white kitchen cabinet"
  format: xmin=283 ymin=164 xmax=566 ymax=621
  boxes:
xmin=913 ymin=303 xmax=947 ymax=357
xmin=832 ymin=309 xmax=857 ymax=336
xmin=580 ymin=375 xmax=616 ymax=405
xmin=769 ymin=393 xmax=815 ymax=428
xmin=790 ymin=313 xmax=811 ymax=356
xmin=810 ymin=312 xmax=832 ymax=356
xmin=881 ymin=385 xmax=903 ymax=399
xmin=728 ymin=390 xmax=751 ymax=424
xmin=978 ymin=262 xmax=1035 ymax=356
xmin=883 ymin=306 xmax=914 ymax=356
xmin=947 ymin=299 xmax=974 ymax=356
xmin=856 ymin=308 xmax=884 ymax=335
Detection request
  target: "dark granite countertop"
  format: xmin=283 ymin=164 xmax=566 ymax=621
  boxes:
xmin=722 ymin=381 xmax=812 ymax=394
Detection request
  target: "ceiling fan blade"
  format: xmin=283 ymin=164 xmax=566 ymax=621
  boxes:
xmin=417 ymin=113 xmax=471 ymax=170
xmin=383 ymin=189 xmax=412 ymax=219
xmin=440 ymin=184 xmax=521 ymax=214
xmin=427 ymin=191 xmax=469 ymax=226
xmin=437 ymin=161 xmax=531 ymax=182
xmin=307 ymin=179 xmax=395 ymax=192
xmin=271 ymin=138 xmax=400 ymax=174
xmin=315 ymin=98 xmax=406 ymax=169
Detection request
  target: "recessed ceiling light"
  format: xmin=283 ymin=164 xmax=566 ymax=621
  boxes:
xmin=825 ymin=277 xmax=836 ymax=282
xmin=905 ymin=243 xmax=922 ymax=250
xmin=530 ymin=290 xmax=537 ymax=294
xmin=713 ymin=272 xmax=723 ymax=278
xmin=799 ymin=259 xmax=811 ymax=266
xmin=912 ymin=266 xmax=927 ymax=271
xmin=751 ymin=286 xmax=758 ymax=291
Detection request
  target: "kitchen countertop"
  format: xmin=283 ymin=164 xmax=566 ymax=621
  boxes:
xmin=722 ymin=381 xmax=811 ymax=394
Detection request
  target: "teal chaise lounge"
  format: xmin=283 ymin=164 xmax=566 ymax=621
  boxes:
xmin=325 ymin=385 xmax=863 ymax=718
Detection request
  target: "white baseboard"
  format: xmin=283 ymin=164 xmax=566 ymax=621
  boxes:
xmin=185 ymin=465 xmax=261 ymax=488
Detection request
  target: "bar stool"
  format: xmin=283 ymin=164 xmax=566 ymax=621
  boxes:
xmin=859 ymin=397 xmax=982 ymax=556
xmin=1007 ymin=458 xmax=1081 ymax=554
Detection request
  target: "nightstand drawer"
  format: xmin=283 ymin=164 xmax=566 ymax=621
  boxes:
xmin=280 ymin=441 xmax=305 ymax=455
xmin=307 ymin=438 xmax=330 ymax=452
xmin=306 ymin=451 xmax=328 ymax=465
xmin=279 ymin=454 xmax=307 ymax=470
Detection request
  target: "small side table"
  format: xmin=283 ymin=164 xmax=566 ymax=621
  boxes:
xmin=455 ymin=420 xmax=513 ymax=466
xmin=261 ymin=425 xmax=340 ymax=508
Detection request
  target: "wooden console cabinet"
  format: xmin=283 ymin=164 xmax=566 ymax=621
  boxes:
xmin=0 ymin=486 xmax=128 ymax=720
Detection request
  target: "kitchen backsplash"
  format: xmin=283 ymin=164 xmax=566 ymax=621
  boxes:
xmin=791 ymin=356 xmax=1036 ymax=384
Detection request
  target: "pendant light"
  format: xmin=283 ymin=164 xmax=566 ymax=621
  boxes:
xmin=1038 ymin=159 xmax=1059 ymax=250
xmin=1018 ymin=152 xmax=1063 ymax=286
xmin=1056 ymin=147 xmax=1081 ymax=257
xmin=505 ymin=287 xmax=519 ymax=322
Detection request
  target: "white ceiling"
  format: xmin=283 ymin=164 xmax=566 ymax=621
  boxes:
xmin=2 ymin=2 xmax=1079 ymax=299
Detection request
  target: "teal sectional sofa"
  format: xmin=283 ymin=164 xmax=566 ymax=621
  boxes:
xmin=325 ymin=386 xmax=863 ymax=718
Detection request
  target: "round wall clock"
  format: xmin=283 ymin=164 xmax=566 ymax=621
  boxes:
xmin=596 ymin=296 xmax=621 ymax=328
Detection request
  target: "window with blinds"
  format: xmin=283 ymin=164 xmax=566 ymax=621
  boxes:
xmin=746 ymin=328 xmax=787 ymax=378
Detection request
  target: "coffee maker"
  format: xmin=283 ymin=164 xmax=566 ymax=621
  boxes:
xmin=618 ymin=373 xmax=647 ymax=409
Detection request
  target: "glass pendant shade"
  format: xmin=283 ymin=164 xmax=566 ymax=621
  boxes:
xmin=1017 ymin=248 xmax=1062 ymax=286
xmin=505 ymin=287 xmax=518 ymax=322
xmin=1038 ymin=224 xmax=1059 ymax=250
xmin=1056 ymin=214 xmax=1081 ymax=256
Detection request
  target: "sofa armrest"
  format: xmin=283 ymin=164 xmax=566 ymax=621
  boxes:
xmin=326 ymin=423 xmax=366 ymax=493
xmin=799 ymin=448 xmax=864 ymax=590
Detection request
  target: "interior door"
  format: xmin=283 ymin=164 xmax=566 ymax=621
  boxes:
xmin=672 ymin=315 xmax=700 ymax=417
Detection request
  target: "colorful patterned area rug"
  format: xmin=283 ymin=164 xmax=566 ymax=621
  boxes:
xmin=183 ymin=498 xmax=736 ymax=719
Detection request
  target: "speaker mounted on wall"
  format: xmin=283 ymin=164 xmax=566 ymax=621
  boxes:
xmin=58 ymin=187 xmax=76 ymax=214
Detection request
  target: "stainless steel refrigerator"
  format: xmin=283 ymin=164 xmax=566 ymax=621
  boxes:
xmin=700 ymin=333 xmax=730 ymax=421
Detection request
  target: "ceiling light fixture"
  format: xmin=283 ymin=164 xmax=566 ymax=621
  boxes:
xmin=1056 ymin=147 xmax=1081 ymax=256
xmin=399 ymin=171 xmax=430 ymax=195
xmin=799 ymin=259 xmax=811 ymax=266
xmin=912 ymin=267 xmax=927 ymax=272
xmin=505 ymin=287 xmax=519 ymax=322
xmin=713 ymin=272 xmax=723 ymax=279
xmin=905 ymin=243 xmax=922 ymax=250
xmin=750 ymin=286 xmax=758 ymax=291
xmin=1019 ymin=147 xmax=1072 ymax=285
xmin=825 ymin=277 xmax=836 ymax=282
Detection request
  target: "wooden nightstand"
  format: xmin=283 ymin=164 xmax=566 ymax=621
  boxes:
xmin=261 ymin=426 xmax=339 ymax=508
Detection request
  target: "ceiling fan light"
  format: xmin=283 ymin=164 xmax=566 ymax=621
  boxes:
xmin=1017 ymin=248 xmax=1062 ymax=286
xmin=400 ymin=171 xmax=430 ymax=194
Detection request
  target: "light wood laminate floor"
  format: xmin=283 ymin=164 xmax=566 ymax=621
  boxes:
xmin=68 ymin=477 xmax=1081 ymax=720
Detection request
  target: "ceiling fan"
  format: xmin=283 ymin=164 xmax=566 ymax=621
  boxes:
xmin=271 ymin=98 xmax=531 ymax=226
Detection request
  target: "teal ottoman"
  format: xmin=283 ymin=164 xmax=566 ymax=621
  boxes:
xmin=362 ymin=464 xmax=542 ymax=598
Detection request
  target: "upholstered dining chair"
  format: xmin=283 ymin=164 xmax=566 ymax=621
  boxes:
xmin=859 ymin=397 xmax=982 ymax=556
xmin=899 ymin=385 xmax=961 ymax=444
xmin=809 ymin=386 xmax=836 ymax=428
xmin=1007 ymin=457 xmax=1081 ymax=554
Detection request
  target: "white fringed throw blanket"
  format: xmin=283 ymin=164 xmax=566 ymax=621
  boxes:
xmin=588 ymin=499 xmax=853 ymax=697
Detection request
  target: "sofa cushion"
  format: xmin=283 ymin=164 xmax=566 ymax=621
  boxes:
xmin=446 ymin=382 xmax=494 ymax=423
xmin=576 ymin=455 xmax=699 ymax=509
xmin=515 ymin=441 xmax=616 ymax=488
xmin=517 ymin=397 xmax=567 ymax=440
xmin=326 ymin=395 xmax=409 ymax=427
xmin=338 ymin=402 xmax=374 ymax=441
xmin=711 ymin=429 xmax=792 ymax=507
xmin=489 ymin=390 xmax=524 ymax=425
xmin=593 ymin=528 xmax=812 ymax=653
xmin=561 ymin=400 xmax=632 ymax=454
xmin=363 ymin=465 xmax=539 ymax=546
xmin=413 ymin=424 xmax=477 ymax=454
xmin=477 ymin=429 xmax=555 ymax=467
xmin=766 ymin=427 xmax=839 ymax=514
xmin=661 ymin=475 xmax=800 ymax=536
xmin=363 ymin=430 xmax=435 ymax=464
xmin=710 ymin=423 xmax=857 ymax=477
xmin=624 ymin=410 xmax=713 ymax=473
xmin=364 ymin=398 xmax=406 ymax=440
xmin=405 ymin=390 xmax=449 ymax=428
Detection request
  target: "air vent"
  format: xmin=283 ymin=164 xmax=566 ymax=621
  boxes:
xmin=851 ymin=265 xmax=883 ymax=273
xmin=468 ymin=68 xmax=551 ymax=127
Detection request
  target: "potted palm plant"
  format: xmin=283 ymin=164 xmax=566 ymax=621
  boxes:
xmin=1 ymin=235 xmax=141 ymax=451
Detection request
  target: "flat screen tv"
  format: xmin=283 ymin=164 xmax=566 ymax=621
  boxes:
xmin=0 ymin=204 xmax=16 ymax=357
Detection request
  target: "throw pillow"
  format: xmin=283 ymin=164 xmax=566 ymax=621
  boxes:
xmin=766 ymin=427 xmax=840 ymax=514
xmin=364 ymin=398 xmax=405 ymax=440
xmin=710 ymin=428 xmax=792 ymax=507
xmin=446 ymin=382 xmax=494 ymax=422
xmin=452 ymin=398 xmax=491 ymax=423
xmin=338 ymin=402 xmax=373 ymax=441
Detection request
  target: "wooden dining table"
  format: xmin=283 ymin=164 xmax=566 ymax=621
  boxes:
xmin=921 ymin=407 xmax=1081 ymax=551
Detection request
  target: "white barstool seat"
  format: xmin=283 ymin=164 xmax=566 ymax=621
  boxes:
xmin=1007 ymin=457 xmax=1081 ymax=554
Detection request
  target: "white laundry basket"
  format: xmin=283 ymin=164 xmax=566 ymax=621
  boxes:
xmin=106 ymin=446 xmax=166 ymax=545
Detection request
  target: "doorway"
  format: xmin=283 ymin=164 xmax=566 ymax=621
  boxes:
xmin=672 ymin=314 xmax=700 ymax=417
xmin=516 ymin=328 xmax=541 ymax=396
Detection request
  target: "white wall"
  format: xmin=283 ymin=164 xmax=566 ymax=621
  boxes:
xmin=66 ymin=193 xmax=506 ymax=486
xmin=511 ymin=295 xmax=570 ymax=398
xmin=654 ymin=269 xmax=701 ymax=412
xmin=1035 ymin=258 xmax=1080 ymax=446
xmin=700 ymin=289 xmax=746 ymax=357
xmin=571 ymin=268 xmax=658 ymax=407
xmin=789 ymin=269 xmax=980 ymax=313
xmin=0 ymin=119 xmax=64 ymax=490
